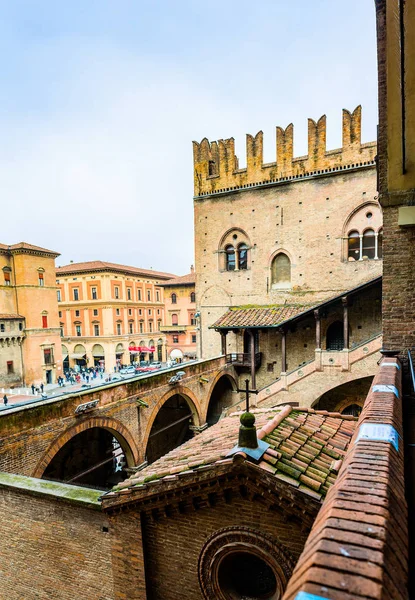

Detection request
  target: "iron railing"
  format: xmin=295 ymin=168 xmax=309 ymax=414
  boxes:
xmin=225 ymin=352 xmax=262 ymax=368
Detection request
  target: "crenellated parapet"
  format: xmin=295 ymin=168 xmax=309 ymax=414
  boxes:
xmin=193 ymin=106 xmax=377 ymax=197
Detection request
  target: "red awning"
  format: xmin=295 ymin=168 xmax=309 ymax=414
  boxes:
xmin=129 ymin=346 xmax=155 ymax=353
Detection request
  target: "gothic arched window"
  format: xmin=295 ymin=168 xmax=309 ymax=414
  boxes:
xmin=271 ymin=253 xmax=291 ymax=287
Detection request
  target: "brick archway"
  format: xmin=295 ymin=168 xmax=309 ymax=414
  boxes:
xmin=203 ymin=371 xmax=238 ymax=425
xmin=141 ymin=386 xmax=202 ymax=460
xmin=33 ymin=416 xmax=140 ymax=479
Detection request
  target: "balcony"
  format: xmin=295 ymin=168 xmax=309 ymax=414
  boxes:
xmin=225 ymin=352 xmax=262 ymax=369
xmin=160 ymin=324 xmax=188 ymax=333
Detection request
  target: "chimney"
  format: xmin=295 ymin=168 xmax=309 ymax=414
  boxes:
xmin=190 ymin=264 xmax=194 ymax=273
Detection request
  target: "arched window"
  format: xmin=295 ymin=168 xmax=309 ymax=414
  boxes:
xmin=378 ymin=228 xmax=383 ymax=259
xmin=238 ymin=243 xmax=248 ymax=270
xmin=171 ymin=293 xmax=177 ymax=304
xmin=171 ymin=313 xmax=178 ymax=326
xmin=225 ymin=245 xmax=236 ymax=271
xmin=271 ymin=253 xmax=291 ymax=287
xmin=348 ymin=231 xmax=360 ymax=260
xmin=190 ymin=291 xmax=196 ymax=303
xmin=362 ymin=229 xmax=375 ymax=260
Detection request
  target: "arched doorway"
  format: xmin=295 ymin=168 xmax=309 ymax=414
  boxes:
xmin=42 ymin=427 xmax=132 ymax=490
xmin=206 ymin=375 xmax=236 ymax=426
xmin=157 ymin=338 xmax=163 ymax=362
xmin=148 ymin=339 xmax=155 ymax=362
xmin=72 ymin=344 xmax=87 ymax=369
xmin=92 ymin=343 xmax=105 ymax=368
xmin=115 ymin=343 xmax=124 ymax=369
xmin=62 ymin=345 xmax=69 ymax=371
xmin=146 ymin=394 xmax=195 ymax=464
xmin=326 ymin=321 xmax=344 ymax=351
xmin=129 ymin=341 xmax=137 ymax=364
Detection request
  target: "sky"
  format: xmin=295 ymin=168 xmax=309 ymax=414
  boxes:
xmin=0 ymin=0 xmax=378 ymax=275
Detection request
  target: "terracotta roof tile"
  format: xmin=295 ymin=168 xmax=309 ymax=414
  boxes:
xmin=0 ymin=242 xmax=59 ymax=255
xmin=56 ymin=260 xmax=175 ymax=279
xmin=110 ymin=406 xmax=357 ymax=501
xmin=160 ymin=272 xmax=196 ymax=286
xmin=212 ymin=304 xmax=311 ymax=328
xmin=0 ymin=314 xmax=24 ymax=319
xmin=211 ymin=275 xmax=382 ymax=329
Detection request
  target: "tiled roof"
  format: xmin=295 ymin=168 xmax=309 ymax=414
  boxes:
xmin=211 ymin=275 xmax=382 ymax=329
xmin=0 ymin=314 xmax=24 ymax=319
xmin=160 ymin=272 xmax=196 ymax=286
xmin=0 ymin=242 xmax=60 ymax=256
xmin=56 ymin=260 xmax=176 ymax=280
xmin=108 ymin=406 xmax=356 ymax=502
xmin=212 ymin=304 xmax=311 ymax=328
xmin=282 ymin=357 xmax=408 ymax=600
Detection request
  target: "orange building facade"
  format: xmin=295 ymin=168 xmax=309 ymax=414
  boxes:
xmin=56 ymin=261 xmax=175 ymax=372
xmin=0 ymin=242 xmax=63 ymax=387
xmin=160 ymin=270 xmax=197 ymax=361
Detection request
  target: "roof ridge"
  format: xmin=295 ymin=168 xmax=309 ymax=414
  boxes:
xmin=258 ymin=405 xmax=292 ymax=439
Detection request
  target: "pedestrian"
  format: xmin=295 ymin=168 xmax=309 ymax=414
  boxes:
xmin=31 ymin=383 xmax=35 ymax=394
xmin=40 ymin=383 xmax=44 ymax=393
xmin=3 ymin=394 xmax=8 ymax=406
xmin=86 ymin=374 xmax=89 ymax=383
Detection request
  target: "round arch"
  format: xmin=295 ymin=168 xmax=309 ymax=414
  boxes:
xmin=218 ymin=227 xmax=251 ymax=251
xmin=311 ymin=376 xmax=374 ymax=413
xmin=342 ymin=200 xmax=381 ymax=237
xmin=74 ymin=343 xmax=86 ymax=354
xmin=33 ymin=415 xmax=140 ymax=479
xmin=142 ymin=386 xmax=202 ymax=463
xmin=204 ymin=372 xmax=238 ymax=426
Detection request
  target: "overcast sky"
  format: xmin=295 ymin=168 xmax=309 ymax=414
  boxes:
xmin=0 ymin=1 xmax=378 ymax=275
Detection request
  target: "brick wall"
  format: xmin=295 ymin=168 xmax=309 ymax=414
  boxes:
xmin=382 ymin=206 xmax=415 ymax=352
xmin=137 ymin=489 xmax=313 ymax=600
xmin=195 ymin=167 xmax=380 ymax=359
xmin=0 ymin=475 xmax=114 ymax=600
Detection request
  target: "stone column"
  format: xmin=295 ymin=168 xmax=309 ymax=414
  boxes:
xmin=342 ymin=296 xmax=349 ymax=350
xmin=314 ymin=309 xmax=321 ymax=350
xmin=280 ymin=329 xmax=287 ymax=374
xmin=359 ymin=234 xmax=363 ymax=260
xmin=249 ymin=329 xmax=256 ymax=389
xmin=220 ymin=331 xmax=228 ymax=356
xmin=374 ymin=232 xmax=379 ymax=259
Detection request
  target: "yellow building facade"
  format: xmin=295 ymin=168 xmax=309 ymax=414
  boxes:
xmin=0 ymin=242 xmax=63 ymax=387
xmin=160 ymin=270 xmax=197 ymax=361
xmin=56 ymin=261 xmax=175 ymax=372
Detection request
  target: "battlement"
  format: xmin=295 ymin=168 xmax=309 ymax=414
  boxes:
xmin=193 ymin=106 xmax=377 ymax=197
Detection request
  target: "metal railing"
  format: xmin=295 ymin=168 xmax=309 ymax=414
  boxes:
xmin=225 ymin=352 xmax=262 ymax=368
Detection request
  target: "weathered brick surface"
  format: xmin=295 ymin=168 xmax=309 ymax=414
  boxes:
xmin=133 ymin=487 xmax=312 ymax=600
xmin=0 ymin=356 xmax=236 ymax=477
xmin=0 ymin=486 xmax=114 ymax=599
xmin=282 ymin=358 xmax=408 ymax=600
